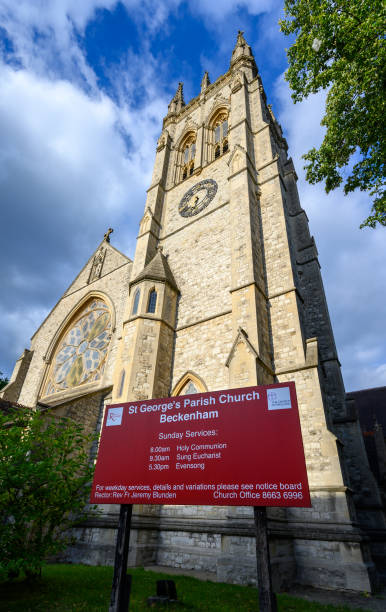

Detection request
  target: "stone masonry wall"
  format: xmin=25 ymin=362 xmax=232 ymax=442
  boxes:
xmin=172 ymin=314 xmax=233 ymax=393
xmin=163 ymin=204 xmax=231 ymax=329
xmin=23 ymin=39 xmax=385 ymax=593
xmin=18 ymin=252 xmax=131 ymax=407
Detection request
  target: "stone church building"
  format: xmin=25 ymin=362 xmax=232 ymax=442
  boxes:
xmin=2 ymin=33 xmax=385 ymax=591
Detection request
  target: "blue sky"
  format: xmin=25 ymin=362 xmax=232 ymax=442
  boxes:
xmin=0 ymin=0 xmax=385 ymax=392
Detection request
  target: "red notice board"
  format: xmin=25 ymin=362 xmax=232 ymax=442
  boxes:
xmin=90 ymin=382 xmax=311 ymax=507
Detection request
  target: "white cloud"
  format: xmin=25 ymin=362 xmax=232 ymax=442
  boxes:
xmin=0 ymin=0 xmax=279 ymax=101
xmin=191 ymin=0 xmax=276 ymax=21
xmin=274 ymin=74 xmax=386 ymax=392
xmin=0 ymin=64 xmax=131 ymax=213
xmin=1 ymin=2 xmax=384 ymax=396
xmin=1 ymin=308 xmax=49 ymax=375
xmin=355 ymin=347 xmax=383 ymax=364
xmin=0 ymin=58 xmax=167 ymax=375
xmin=347 ymin=364 xmax=386 ymax=392
xmin=0 ymin=0 xmax=111 ymax=88
xmin=0 ymin=2 xmax=175 ymax=376
xmin=0 ymin=0 xmax=182 ymax=88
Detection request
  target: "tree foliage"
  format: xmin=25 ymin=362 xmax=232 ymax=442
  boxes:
xmin=0 ymin=371 xmax=9 ymax=390
xmin=0 ymin=407 xmax=96 ymax=581
xmin=280 ymin=0 xmax=386 ymax=228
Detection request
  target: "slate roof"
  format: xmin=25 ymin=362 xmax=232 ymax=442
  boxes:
xmin=130 ymin=250 xmax=179 ymax=292
xmin=346 ymin=386 xmax=386 ymax=432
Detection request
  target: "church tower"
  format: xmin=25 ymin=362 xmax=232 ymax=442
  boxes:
xmin=109 ymin=31 xmax=385 ymax=590
xmin=3 ymin=32 xmax=385 ymax=591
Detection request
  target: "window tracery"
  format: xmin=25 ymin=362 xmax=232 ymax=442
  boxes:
xmin=209 ymin=110 xmax=229 ymax=161
xmin=172 ymin=371 xmax=207 ymax=396
xmin=180 ymin=381 xmax=198 ymax=395
xmin=178 ymin=132 xmax=196 ymax=182
xmin=43 ymin=298 xmax=112 ymax=397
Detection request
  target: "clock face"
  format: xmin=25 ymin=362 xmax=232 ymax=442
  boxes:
xmin=178 ymin=179 xmax=218 ymax=217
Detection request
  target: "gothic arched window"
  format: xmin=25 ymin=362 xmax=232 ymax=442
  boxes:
xmin=178 ymin=132 xmax=196 ymax=182
xmin=210 ymin=110 xmax=229 ymax=161
xmin=132 ymin=289 xmax=140 ymax=315
xmin=43 ymin=298 xmax=112 ymax=397
xmin=172 ymin=372 xmax=207 ymax=396
xmin=180 ymin=381 xmax=198 ymax=395
xmin=147 ymin=289 xmax=157 ymax=313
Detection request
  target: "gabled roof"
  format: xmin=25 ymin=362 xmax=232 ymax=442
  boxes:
xmin=130 ymin=249 xmax=179 ymax=292
xmin=63 ymin=239 xmax=131 ymax=297
xmin=31 ymin=237 xmax=132 ymax=341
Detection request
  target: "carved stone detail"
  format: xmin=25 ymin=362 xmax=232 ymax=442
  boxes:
xmin=167 ymin=82 xmax=185 ymax=116
xmin=156 ymin=134 xmax=166 ymax=151
xmin=139 ymin=207 xmax=154 ymax=234
xmin=225 ymin=327 xmax=258 ymax=367
xmin=88 ymin=246 xmax=106 ymax=283
xmin=231 ymin=72 xmax=243 ymax=93
xmin=200 ymin=71 xmax=210 ymax=93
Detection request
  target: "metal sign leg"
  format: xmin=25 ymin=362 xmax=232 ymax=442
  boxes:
xmin=254 ymin=506 xmax=277 ymax=612
xmin=109 ymin=504 xmax=133 ymax=612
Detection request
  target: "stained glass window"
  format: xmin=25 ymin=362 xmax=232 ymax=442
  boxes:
xmin=147 ymin=290 xmax=157 ymax=313
xmin=43 ymin=299 xmax=112 ymax=397
xmin=132 ymin=289 xmax=140 ymax=315
xmin=173 ymin=373 xmax=206 ymax=397
xmin=180 ymin=381 xmax=198 ymax=395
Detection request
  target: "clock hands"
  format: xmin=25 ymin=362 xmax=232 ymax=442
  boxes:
xmin=192 ymin=196 xmax=200 ymax=209
xmin=180 ymin=196 xmax=199 ymax=215
xmin=178 ymin=179 xmax=218 ymax=218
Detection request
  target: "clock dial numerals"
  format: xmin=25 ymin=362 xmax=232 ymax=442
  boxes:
xmin=178 ymin=179 xmax=218 ymax=217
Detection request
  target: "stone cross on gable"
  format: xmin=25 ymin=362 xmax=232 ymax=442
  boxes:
xmin=104 ymin=228 xmax=114 ymax=242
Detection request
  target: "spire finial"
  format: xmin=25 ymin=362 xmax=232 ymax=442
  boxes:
xmin=230 ymin=30 xmax=255 ymax=70
xmin=201 ymin=71 xmax=211 ymax=93
xmin=237 ymin=30 xmax=245 ymax=42
xmin=167 ymin=82 xmax=185 ymax=115
xmin=176 ymin=82 xmax=184 ymax=98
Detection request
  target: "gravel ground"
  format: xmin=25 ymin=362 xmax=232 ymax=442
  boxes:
xmin=144 ymin=565 xmax=386 ymax=611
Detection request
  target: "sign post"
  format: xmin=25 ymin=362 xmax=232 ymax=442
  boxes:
xmin=254 ymin=507 xmax=277 ymax=612
xmin=109 ymin=504 xmax=133 ymax=612
xmin=91 ymin=383 xmax=310 ymax=610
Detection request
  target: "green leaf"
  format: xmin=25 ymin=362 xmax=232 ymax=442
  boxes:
xmin=280 ymin=0 xmax=386 ymax=228
xmin=0 ymin=407 xmax=98 ymax=580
